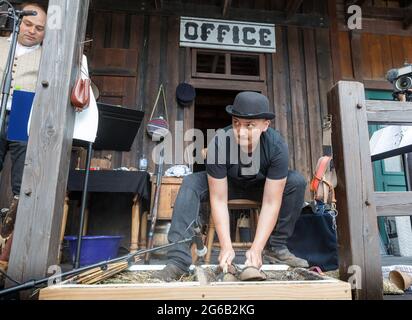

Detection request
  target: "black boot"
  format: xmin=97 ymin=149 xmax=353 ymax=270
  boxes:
xmin=153 ymin=263 xmax=188 ymax=282
xmin=264 ymin=247 xmax=309 ymax=268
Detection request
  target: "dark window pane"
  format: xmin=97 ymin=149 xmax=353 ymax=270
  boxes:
xmin=196 ymin=51 xmax=225 ymax=74
xmin=231 ymin=54 xmax=259 ymax=76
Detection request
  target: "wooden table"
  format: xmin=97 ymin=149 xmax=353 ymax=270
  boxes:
xmin=59 ymin=170 xmax=151 ymax=261
xmin=149 ymin=176 xmax=183 ymax=220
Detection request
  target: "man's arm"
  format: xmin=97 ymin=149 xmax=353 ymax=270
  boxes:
xmin=246 ymin=177 xmax=287 ymax=268
xmin=207 ymin=174 xmax=235 ymax=269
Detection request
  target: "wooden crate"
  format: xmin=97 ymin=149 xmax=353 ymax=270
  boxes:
xmin=150 ymin=176 xmax=183 ymax=220
xmin=39 ymin=265 xmax=352 ymax=300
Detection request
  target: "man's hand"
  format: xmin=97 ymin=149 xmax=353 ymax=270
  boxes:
xmin=218 ymin=246 xmax=235 ymax=270
xmin=245 ymin=247 xmax=263 ymax=269
xmin=207 ymin=174 xmax=233 ymax=270
xmin=249 ymin=177 xmax=286 ymax=266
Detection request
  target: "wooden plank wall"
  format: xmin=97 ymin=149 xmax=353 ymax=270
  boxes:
xmin=0 ymin=1 xmax=333 ymax=254
xmin=339 ymin=31 xmax=412 ymax=83
xmin=269 ymin=25 xmax=333 ymax=189
xmin=1 ymin=5 xmax=409 ymax=203
xmin=87 ymin=12 xmax=145 ymax=169
xmin=0 ymin=1 xmax=332 ymax=207
xmin=85 ymin=13 xmax=184 ymax=174
xmin=335 ymin=0 xmax=412 ymax=88
xmin=82 ymin=12 xmax=333 ymax=197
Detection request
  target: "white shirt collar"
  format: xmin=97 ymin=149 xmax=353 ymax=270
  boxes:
xmin=7 ymin=36 xmax=40 ymax=57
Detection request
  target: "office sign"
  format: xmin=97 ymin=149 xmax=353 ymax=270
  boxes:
xmin=180 ymin=17 xmax=276 ymax=53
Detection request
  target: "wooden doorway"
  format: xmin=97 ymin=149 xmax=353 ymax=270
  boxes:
xmin=193 ymin=89 xmax=238 ymax=172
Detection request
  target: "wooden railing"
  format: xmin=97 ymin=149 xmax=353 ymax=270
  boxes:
xmin=328 ymin=81 xmax=412 ymax=300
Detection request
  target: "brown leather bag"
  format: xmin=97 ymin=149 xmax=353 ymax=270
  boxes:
xmin=71 ymin=44 xmax=91 ymax=110
xmin=71 ymin=78 xmax=91 ymax=109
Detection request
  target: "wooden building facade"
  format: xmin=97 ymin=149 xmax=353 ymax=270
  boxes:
xmin=1 ymin=0 xmax=411 ymax=205
xmin=83 ymin=0 xmax=333 ymax=189
xmin=1 ymin=0 xmax=412 ymax=299
xmin=85 ymin=0 xmax=412 ymax=184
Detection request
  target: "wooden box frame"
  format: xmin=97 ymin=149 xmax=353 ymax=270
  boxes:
xmin=39 ymin=265 xmax=352 ymax=300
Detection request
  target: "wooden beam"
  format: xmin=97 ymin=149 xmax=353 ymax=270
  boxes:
xmin=92 ymin=0 xmax=329 ymax=28
xmin=345 ymin=0 xmax=367 ymax=8
xmin=362 ymin=6 xmax=412 ymax=20
xmin=362 ymin=80 xmax=392 ymax=91
xmin=354 ymin=0 xmax=366 ymax=6
xmin=375 ymin=192 xmax=412 ymax=217
xmin=350 ymin=31 xmax=363 ymax=82
xmin=346 ymin=4 xmax=412 ymax=31
xmin=403 ymin=12 xmax=412 ymax=29
xmin=328 ymin=81 xmax=382 ymax=300
xmin=222 ymin=0 xmax=231 ymax=17
xmin=400 ymin=0 xmax=412 ymax=8
xmin=285 ymin=0 xmax=303 ymax=19
xmin=7 ymin=0 xmax=90 ymax=288
xmin=338 ymin=18 xmax=412 ymax=36
xmin=189 ymin=78 xmax=267 ymax=93
xmin=154 ymin=0 xmax=162 ymax=10
xmin=401 ymin=0 xmax=412 ymax=28
xmin=328 ymin=0 xmax=342 ymax=82
xmin=366 ymin=100 xmax=412 ymax=124
xmin=39 ymin=280 xmax=352 ymax=300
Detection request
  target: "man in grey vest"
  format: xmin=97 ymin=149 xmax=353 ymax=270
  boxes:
xmin=0 ymin=2 xmax=46 ymax=274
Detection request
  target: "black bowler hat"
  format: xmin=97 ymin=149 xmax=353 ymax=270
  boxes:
xmin=226 ymin=91 xmax=275 ymax=120
xmin=176 ymin=83 xmax=196 ymax=107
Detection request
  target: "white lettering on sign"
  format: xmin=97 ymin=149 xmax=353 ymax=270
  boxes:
xmin=180 ymin=17 xmax=276 ymax=53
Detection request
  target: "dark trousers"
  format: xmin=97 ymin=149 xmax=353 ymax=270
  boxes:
xmin=0 ymin=116 xmax=27 ymax=196
xmin=167 ymin=170 xmax=307 ymax=271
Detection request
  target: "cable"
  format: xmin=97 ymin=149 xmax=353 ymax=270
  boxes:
xmin=0 ymin=267 xmax=20 ymax=286
xmin=0 ymin=219 xmax=203 ymax=296
xmin=0 ymin=236 xmax=195 ymax=297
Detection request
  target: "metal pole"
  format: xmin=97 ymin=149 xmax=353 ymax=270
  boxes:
xmin=74 ymin=142 xmax=93 ymax=268
xmin=0 ymin=12 xmax=21 ymax=137
xmin=403 ymin=153 xmax=411 ymax=191
xmin=144 ymin=146 xmax=165 ymax=264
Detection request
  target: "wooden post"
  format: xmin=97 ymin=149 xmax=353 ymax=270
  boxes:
xmin=328 ymin=81 xmax=383 ymax=300
xmin=222 ymin=0 xmax=231 ymax=17
xmin=82 ymin=208 xmax=89 ymax=236
xmin=58 ymin=195 xmax=70 ymax=263
xmin=130 ymin=194 xmax=141 ymax=253
xmin=205 ymin=217 xmax=215 ymax=264
xmin=328 ymin=0 xmax=342 ymax=83
xmin=285 ymin=0 xmax=303 ymax=19
xmin=7 ymin=0 xmax=90 ymax=286
xmin=139 ymin=211 xmax=148 ymax=249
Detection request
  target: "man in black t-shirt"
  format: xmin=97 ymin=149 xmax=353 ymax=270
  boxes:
xmin=155 ymin=91 xmax=308 ymax=281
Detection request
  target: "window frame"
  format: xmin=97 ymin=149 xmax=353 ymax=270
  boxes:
xmin=191 ymin=48 xmax=266 ymax=82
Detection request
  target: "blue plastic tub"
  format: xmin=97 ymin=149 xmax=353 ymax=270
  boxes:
xmin=64 ymin=235 xmax=123 ymax=267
